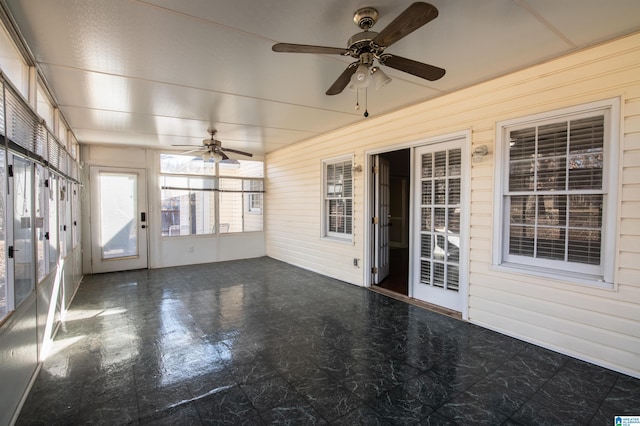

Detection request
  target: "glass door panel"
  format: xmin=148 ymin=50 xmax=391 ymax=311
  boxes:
xmin=412 ymin=141 xmax=468 ymax=312
xmin=90 ymin=167 xmax=147 ymax=273
xmin=0 ymin=150 xmax=6 ymax=319
xmin=13 ymin=156 xmax=34 ymax=306
xmin=99 ymin=172 xmax=138 ymax=260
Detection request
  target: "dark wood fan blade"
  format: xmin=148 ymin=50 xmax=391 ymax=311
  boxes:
xmin=272 ymin=43 xmax=348 ymax=55
xmin=179 ymin=148 xmax=206 ymax=155
xmin=222 ymin=147 xmax=253 ymax=157
xmin=219 ymin=151 xmax=230 ymax=161
xmin=326 ymin=62 xmax=358 ymax=95
xmin=379 ymin=54 xmax=445 ymax=81
xmin=373 ymin=2 xmax=438 ymax=48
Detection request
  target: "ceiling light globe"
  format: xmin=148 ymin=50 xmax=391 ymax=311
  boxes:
xmin=350 ymin=64 xmax=370 ymax=88
xmin=371 ymin=67 xmax=392 ymax=90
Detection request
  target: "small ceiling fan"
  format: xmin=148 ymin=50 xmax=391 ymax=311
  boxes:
xmin=173 ymin=129 xmax=253 ymax=161
xmin=272 ymin=2 xmax=445 ymax=95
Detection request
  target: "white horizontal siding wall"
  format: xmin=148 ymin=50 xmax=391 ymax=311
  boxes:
xmin=266 ymin=32 xmax=640 ymax=377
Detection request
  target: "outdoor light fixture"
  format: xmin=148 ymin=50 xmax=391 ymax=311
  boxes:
xmin=472 ymin=145 xmax=489 ymax=163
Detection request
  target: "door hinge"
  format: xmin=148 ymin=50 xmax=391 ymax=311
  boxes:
xmin=372 ymin=216 xmax=378 ymax=224
xmin=371 ymin=267 xmax=378 ymax=274
xmin=8 ymin=165 xmax=13 ymax=177
xmin=372 ymin=166 xmax=379 ymax=174
xmin=45 ymin=179 xmax=49 ymax=188
xmin=8 ymin=245 xmax=14 ymax=258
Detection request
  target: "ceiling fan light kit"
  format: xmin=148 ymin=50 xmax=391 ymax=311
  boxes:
xmin=272 ymin=2 xmax=445 ymax=116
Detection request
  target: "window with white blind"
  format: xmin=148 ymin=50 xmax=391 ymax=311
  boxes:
xmin=323 ymin=157 xmax=353 ymax=240
xmin=494 ymin=99 xmax=619 ymax=286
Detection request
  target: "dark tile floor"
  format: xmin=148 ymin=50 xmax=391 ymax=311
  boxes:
xmin=17 ymin=257 xmax=640 ymax=425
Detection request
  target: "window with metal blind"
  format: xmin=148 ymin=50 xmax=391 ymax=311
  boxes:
xmin=5 ymin=85 xmax=39 ymax=152
xmin=324 ymin=158 xmax=353 ymax=239
xmin=496 ymin=99 xmax=619 ymax=285
xmin=0 ymin=73 xmax=80 ymax=322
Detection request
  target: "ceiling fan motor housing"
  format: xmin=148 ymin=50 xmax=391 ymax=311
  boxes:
xmin=348 ymin=31 xmax=379 ymax=56
xmin=353 ymin=7 xmax=379 ymax=30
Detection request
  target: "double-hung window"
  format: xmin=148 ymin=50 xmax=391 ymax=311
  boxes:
xmin=494 ymin=99 xmax=619 ymax=286
xmin=323 ymin=157 xmax=353 ymax=240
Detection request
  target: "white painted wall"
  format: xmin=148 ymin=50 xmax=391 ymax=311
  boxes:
xmin=265 ymin=32 xmax=640 ymax=378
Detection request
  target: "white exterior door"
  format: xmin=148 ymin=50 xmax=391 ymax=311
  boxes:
xmin=411 ymin=140 xmax=469 ymax=312
xmin=373 ymin=156 xmax=390 ymax=284
xmin=90 ymin=166 xmax=148 ymax=273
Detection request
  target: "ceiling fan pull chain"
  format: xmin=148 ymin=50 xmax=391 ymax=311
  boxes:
xmin=364 ymin=87 xmax=369 ymax=118
xmin=355 ymin=89 xmax=360 ymax=111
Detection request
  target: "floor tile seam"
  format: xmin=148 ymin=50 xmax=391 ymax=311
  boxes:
xmin=470 ymin=342 xmax=544 ymax=383
xmin=259 ymin=348 xmax=348 ymax=382
xmin=581 ymin=376 xmax=621 ymax=425
xmin=511 ymin=364 xmax=599 ymax=423
xmin=245 ymin=375 xmax=332 ymax=425
xmin=539 ymin=379 xmax=615 ymax=408
xmin=244 ymin=354 xmax=316 ymax=389
xmin=423 ymin=370 xmax=489 ymax=409
xmin=236 ymin=379 xmax=305 ymax=420
xmin=533 ymin=355 xmax=596 ymax=401
xmin=131 ymin=358 xmax=143 ymax=424
xmin=290 ymin=370 xmax=368 ymax=423
xmin=493 ymin=342 xmax=568 ymax=384
xmin=404 ymin=378 xmax=468 ymax=413
xmin=136 ymin=400 xmax=199 ymax=425
xmin=413 ymin=408 xmax=445 ymax=425
xmin=321 ymin=382 xmax=383 ymax=424
xmin=190 ymin=383 xmax=248 ymax=423
xmin=363 ymin=387 xmax=436 ymax=425
xmin=463 ymin=385 xmax=540 ymax=421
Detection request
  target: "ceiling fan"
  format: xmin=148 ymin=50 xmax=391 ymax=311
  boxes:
xmin=272 ymin=2 xmax=445 ymax=96
xmin=173 ymin=129 xmax=253 ymax=161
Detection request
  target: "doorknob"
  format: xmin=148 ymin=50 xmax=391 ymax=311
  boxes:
xmin=141 ymin=225 xmax=146 ymax=229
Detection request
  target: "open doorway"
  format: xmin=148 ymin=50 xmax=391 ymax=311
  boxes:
xmin=371 ymin=149 xmax=410 ymax=296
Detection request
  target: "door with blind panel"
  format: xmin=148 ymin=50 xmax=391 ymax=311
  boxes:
xmin=412 ymin=140 xmax=469 ymax=312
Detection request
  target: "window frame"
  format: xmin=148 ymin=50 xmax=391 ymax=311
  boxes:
xmin=159 ymin=153 xmax=264 ymax=236
xmin=493 ymin=98 xmax=620 ymax=287
xmin=160 ymin=174 xmax=217 ymax=237
xmin=322 ymin=155 xmax=354 ymax=242
xmin=247 ymin=193 xmax=263 ymax=214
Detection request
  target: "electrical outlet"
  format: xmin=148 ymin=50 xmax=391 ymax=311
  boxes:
xmin=353 ymin=258 xmax=359 ymax=267
xmin=188 ymin=246 xmax=194 ymax=253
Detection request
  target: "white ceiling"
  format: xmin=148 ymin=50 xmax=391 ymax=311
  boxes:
xmin=5 ymin=0 xmax=640 ymax=157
